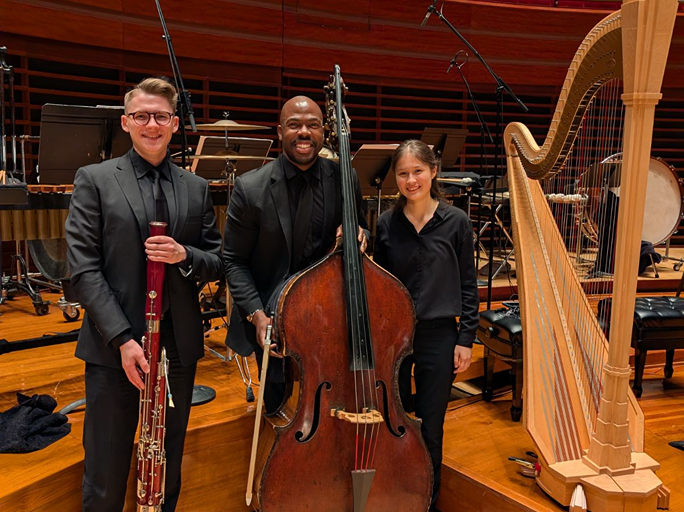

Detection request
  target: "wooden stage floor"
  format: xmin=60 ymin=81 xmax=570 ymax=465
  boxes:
xmin=1 ymin=282 xmax=683 ymax=511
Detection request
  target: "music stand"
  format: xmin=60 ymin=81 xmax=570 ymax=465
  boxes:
xmin=420 ymin=127 xmax=468 ymax=169
xmin=38 ymin=104 xmax=131 ymax=184
xmin=191 ymin=136 xmax=273 ymax=180
xmin=352 ymin=144 xmax=399 ymax=225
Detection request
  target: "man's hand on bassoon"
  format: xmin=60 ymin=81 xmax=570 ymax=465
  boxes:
xmin=145 ymin=235 xmax=187 ymax=264
xmin=120 ymin=339 xmax=149 ymax=390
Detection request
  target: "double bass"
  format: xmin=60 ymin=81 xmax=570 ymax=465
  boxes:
xmin=248 ymin=66 xmax=433 ymax=512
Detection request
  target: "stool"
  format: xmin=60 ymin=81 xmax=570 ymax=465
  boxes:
xmin=478 ymin=305 xmax=524 ymax=421
xmin=598 ymin=296 xmax=684 ymax=398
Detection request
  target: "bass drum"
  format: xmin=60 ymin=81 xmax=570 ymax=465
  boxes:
xmin=600 ymin=154 xmax=683 ymax=245
xmin=641 ymin=157 xmax=683 ymax=245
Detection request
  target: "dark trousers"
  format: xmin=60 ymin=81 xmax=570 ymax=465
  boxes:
xmin=82 ymin=323 xmax=197 ymax=512
xmin=399 ymin=318 xmax=458 ymax=512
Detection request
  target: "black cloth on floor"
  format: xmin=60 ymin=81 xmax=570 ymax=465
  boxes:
xmin=0 ymin=393 xmax=71 ymax=453
xmin=639 ymin=241 xmax=662 ymax=275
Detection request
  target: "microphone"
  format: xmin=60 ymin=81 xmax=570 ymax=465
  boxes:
xmin=421 ymin=0 xmax=439 ymax=27
xmin=447 ymin=50 xmax=468 ymax=74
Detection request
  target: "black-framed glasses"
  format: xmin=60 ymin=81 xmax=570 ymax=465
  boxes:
xmin=127 ymin=111 xmax=174 ymax=126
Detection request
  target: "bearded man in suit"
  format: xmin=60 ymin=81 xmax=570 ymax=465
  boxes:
xmin=223 ymin=95 xmax=368 ymax=412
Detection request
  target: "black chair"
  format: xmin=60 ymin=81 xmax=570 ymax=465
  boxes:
xmin=598 ymin=282 xmax=684 ymax=398
xmin=478 ymin=304 xmax=524 ymax=421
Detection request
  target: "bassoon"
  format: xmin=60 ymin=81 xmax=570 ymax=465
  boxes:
xmin=137 ymin=221 xmax=174 ymax=512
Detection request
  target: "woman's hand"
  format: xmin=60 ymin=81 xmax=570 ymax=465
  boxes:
xmin=453 ymin=345 xmax=472 ymax=374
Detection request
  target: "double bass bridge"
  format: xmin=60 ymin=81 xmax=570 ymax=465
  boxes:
xmin=331 ymin=407 xmax=384 ymax=425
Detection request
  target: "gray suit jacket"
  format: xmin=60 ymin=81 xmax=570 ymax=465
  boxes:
xmin=223 ymin=155 xmax=367 ymax=356
xmin=66 ymin=150 xmax=223 ymax=368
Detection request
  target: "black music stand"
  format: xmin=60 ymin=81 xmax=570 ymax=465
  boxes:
xmin=38 ymin=104 xmax=132 ymax=184
xmin=420 ymin=127 xmax=468 ymax=170
xmin=191 ymin=136 xmax=273 ymax=180
xmin=352 ymin=144 xmax=399 ymax=230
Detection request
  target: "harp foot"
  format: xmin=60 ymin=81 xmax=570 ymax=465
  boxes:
xmin=569 ymin=484 xmax=587 ymax=512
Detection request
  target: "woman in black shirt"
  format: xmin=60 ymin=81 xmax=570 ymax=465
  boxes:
xmin=373 ymin=139 xmax=479 ymax=512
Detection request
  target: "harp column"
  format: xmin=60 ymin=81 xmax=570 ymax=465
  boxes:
xmin=585 ymin=0 xmax=678 ymax=474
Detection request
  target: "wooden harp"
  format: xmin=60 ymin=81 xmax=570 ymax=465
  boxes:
xmin=505 ymin=0 xmax=678 ymax=510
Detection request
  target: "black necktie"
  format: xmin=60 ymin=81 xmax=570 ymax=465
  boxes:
xmin=291 ymin=174 xmax=313 ymax=273
xmin=153 ymin=169 xmax=170 ymax=225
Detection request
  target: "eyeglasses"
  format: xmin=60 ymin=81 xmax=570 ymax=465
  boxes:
xmin=127 ymin=111 xmax=174 ymax=126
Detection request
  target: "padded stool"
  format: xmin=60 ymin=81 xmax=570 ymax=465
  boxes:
xmin=598 ymin=296 xmax=684 ymax=398
xmin=478 ymin=304 xmax=523 ymax=421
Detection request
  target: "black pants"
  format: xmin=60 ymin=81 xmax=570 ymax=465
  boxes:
xmin=81 ymin=323 xmax=197 ymax=512
xmin=399 ymin=318 xmax=458 ymax=512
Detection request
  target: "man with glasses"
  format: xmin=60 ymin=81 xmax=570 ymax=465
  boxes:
xmin=66 ymin=77 xmax=222 ymax=511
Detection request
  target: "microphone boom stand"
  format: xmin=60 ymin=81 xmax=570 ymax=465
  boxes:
xmin=423 ymin=2 xmax=528 ymax=308
xmin=154 ymin=0 xmax=197 ymax=170
xmin=449 ymin=55 xmax=493 ymax=287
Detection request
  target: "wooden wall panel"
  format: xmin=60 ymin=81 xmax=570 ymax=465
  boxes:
xmin=122 ymin=25 xmax=283 ymax=68
xmin=123 ymin=0 xmax=284 ymax=37
xmin=68 ymin=0 xmax=123 ymax=9
xmin=0 ymin=1 xmax=124 ymax=49
xmin=1 ymin=0 xmax=682 ymax=87
xmin=296 ymin=0 xmax=371 ymax=30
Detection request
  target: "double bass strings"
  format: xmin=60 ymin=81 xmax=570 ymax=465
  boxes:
xmin=334 ymin=90 xmax=367 ymax=472
xmin=334 ymin=72 xmax=383 ymax=472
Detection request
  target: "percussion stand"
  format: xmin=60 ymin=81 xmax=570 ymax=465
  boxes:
xmin=188 ymin=133 xmax=271 ymax=403
xmin=0 ymin=185 xmax=50 ymax=315
xmin=1 ymin=46 xmax=19 ymax=184
xmin=19 ymin=135 xmax=40 ymax=183
xmin=206 ymin=156 xmax=255 ymax=402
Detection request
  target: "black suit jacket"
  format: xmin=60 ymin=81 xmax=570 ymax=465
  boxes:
xmin=223 ymin=155 xmax=368 ymax=356
xmin=66 ymin=150 xmax=223 ymax=368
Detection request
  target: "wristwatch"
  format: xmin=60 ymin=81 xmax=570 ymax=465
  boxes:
xmin=246 ymin=308 xmax=263 ymax=324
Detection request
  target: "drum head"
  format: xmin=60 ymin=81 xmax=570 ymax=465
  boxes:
xmin=642 ymin=157 xmax=682 ymax=245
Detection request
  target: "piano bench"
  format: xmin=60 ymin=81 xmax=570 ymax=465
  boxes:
xmin=598 ymin=296 xmax=684 ymax=398
xmin=477 ymin=305 xmax=524 ymax=422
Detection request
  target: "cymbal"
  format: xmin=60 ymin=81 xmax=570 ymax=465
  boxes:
xmin=188 ymin=120 xmax=269 ymax=131
xmin=183 ymin=155 xmax=275 ymax=161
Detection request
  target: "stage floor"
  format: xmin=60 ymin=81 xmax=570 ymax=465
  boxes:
xmin=1 ymin=288 xmax=683 ymax=511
